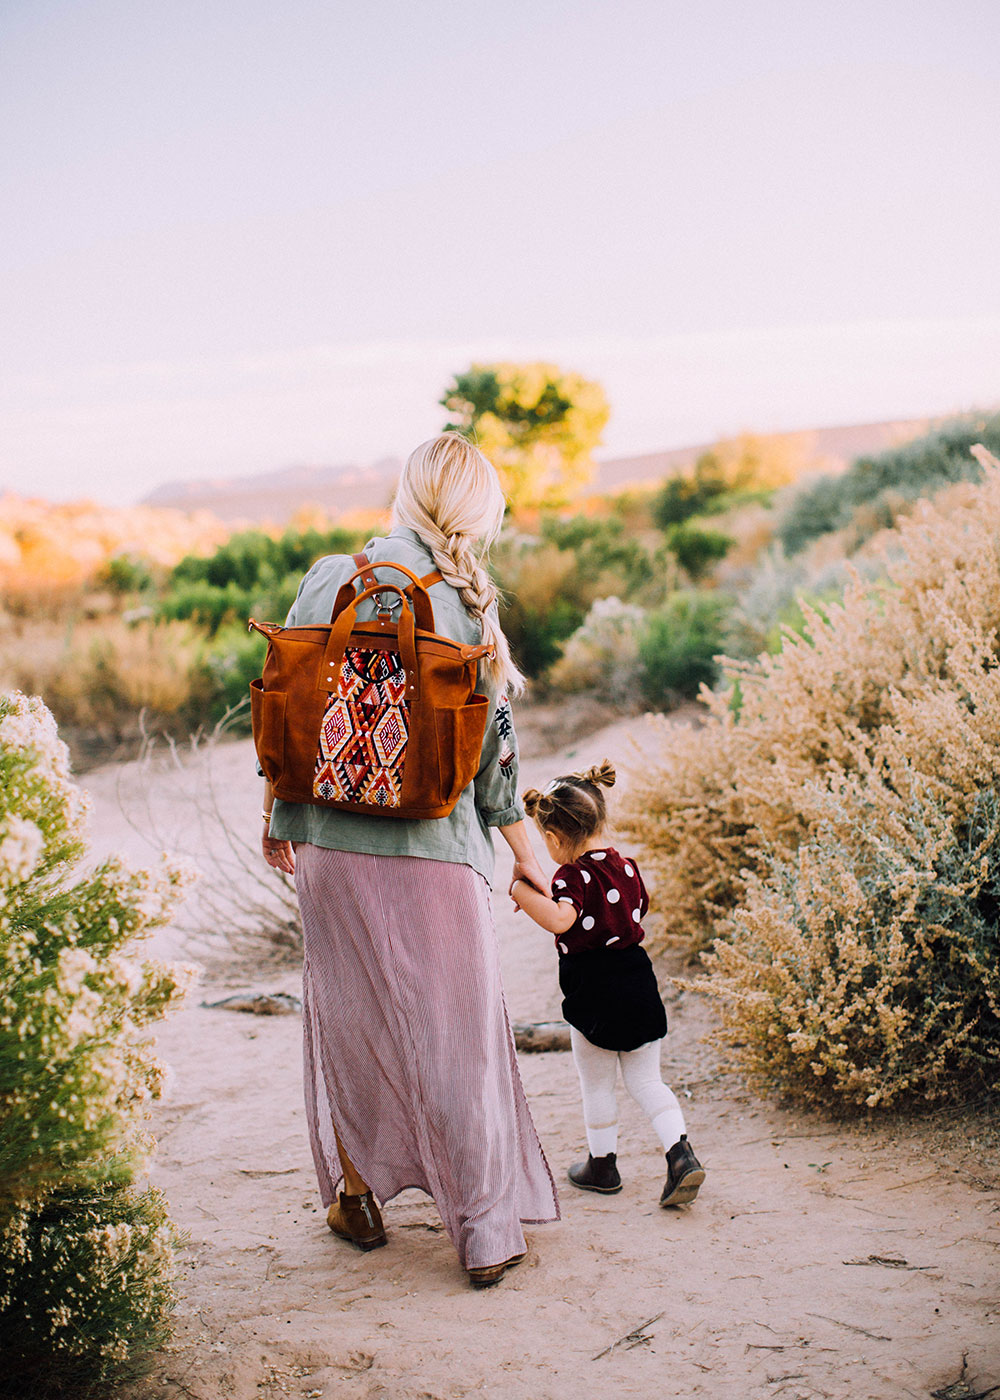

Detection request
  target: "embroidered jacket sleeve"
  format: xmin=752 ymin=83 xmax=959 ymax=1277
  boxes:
xmin=474 ymin=686 xmax=523 ymax=827
xmin=470 ymin=603 xmax=524 ymax=828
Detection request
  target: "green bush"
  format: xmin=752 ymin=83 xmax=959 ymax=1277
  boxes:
xmin=493 ymin=518 xmax=671 ymax=679
xmin=652 ymin=468 xmax=727 ymax=529
xmin=778 ymin=412 xmax=1000 ymax=555
xmin=637 ymin=592 xmax=729 ymax=707
xmin=665 ymin=523 xmax=733 ymax=580
xmin=201 ymin=622 xmax=270 ymax=729
xmin=100 ymin=554 xmax=155 ymax=596
xmin=0 ymin=1179 xmax=176 ymax=1400
xmin=162 ymin=526 xmax=364 ymax=634
xmin=0 ymin=692 xmax=191 ymax=1394
xmin=539 ymin=514 xmax=654 ymax=596
xmin=169 ymin=525 xmax=362 ymax=591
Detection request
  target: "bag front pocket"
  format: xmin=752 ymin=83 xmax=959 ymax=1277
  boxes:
xmin=435 ymin=695 xmax=490 ymax=805
xmin=250 ymin=679 xmax=286 ymax=784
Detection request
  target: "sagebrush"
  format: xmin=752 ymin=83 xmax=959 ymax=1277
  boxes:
xmin=0 ymin=693 xmax=192 ymax=1395
xmin=620 ymin=450 xmax=1000 ymax=1111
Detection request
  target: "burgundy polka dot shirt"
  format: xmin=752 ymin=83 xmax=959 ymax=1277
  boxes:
xmin=550 ymin=847 xmax=649 ymax=955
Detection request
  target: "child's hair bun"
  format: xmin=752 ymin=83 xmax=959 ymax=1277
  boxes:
xmin=575 ymin=759 xmax=616 ymax=790
xmin=522 ymin=787 xmax=555 ymax=820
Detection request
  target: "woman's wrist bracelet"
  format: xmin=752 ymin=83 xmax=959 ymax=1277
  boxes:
xmin=261 ymin=810 xmax=272 ymax=825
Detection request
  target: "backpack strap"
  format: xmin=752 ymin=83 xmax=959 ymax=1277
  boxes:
xmin=353 ymin=551 xmax=441 ymax=592
xmin=352 ymin=551 xmax=379 ymax=591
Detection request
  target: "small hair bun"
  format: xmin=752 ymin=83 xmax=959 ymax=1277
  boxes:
xmin=522 ymin=787 xmax=556 ymax=819
xmin=575 ymin=759 xmax=616 ymax=789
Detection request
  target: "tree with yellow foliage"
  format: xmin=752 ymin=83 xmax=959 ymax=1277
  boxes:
xmin=440 ymin=363 xmax=609 ymax=515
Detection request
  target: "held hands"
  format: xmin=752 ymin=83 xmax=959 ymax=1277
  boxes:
xmin=509 ymin=857 xmax=547 ymax=914
xmin=510 ymin=857 xmax=547 ymax=897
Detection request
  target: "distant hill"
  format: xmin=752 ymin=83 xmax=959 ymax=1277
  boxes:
xmin=142 ymin=417 xmax=934 ymax=523
xmin=590 ymin=416 xmax=934 ymax=493
xmin=142 ymin=458 xmax=402 ymax=525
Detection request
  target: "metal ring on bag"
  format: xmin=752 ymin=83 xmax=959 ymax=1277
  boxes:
xmin=373 ymin=591 xmax=402 ymax=620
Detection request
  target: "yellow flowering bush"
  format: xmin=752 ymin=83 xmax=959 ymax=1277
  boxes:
xmin=0 ymin=692 xmax=193 ymax=1396
xmin=620 ymin=451 xmax=1000 ymax=1110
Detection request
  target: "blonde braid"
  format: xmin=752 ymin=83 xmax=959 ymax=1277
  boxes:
xmin=416 ymin=520 xmax=522 ymax=695
xmin=391 ymin=432 xmax=525 ymax=695
xmin=428 ymin=530 xmax=498 ymax=624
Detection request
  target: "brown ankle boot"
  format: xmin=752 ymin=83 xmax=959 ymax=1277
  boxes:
xmin=326 ymin=1190 xmax=386 ymax=1250
xmin=567 ymin=1152 xmax=622 ymax=1194
xmin=660 ymin=1136 xmax=705 ymax=1207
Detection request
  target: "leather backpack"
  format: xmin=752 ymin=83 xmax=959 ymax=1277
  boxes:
xmin=249 ymin=553 xmax=493 ymax=819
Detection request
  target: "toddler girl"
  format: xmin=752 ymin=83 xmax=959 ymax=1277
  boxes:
xmin=510 ymin=761 xmax=704 ymax=1206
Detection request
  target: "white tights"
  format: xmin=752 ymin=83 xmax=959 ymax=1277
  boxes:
xmin=570 ymin=1028 xmax=686 ymax=1158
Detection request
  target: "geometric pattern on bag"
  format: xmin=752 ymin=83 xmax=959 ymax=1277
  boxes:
xmin=312 ymin=647 xmax=409 ymax=807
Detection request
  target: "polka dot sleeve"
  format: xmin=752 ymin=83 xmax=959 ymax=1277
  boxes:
xmin=550 ymin=865 xmax=586 ymax=919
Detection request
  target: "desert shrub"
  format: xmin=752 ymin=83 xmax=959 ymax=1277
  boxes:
xmin=493 ymin=520 xmax=670 ymax=679
xmin=652 ymin=470 xmax=727 ymax=529
xmin=539 ymin=515 xmax=655 ymax=597
xmin=0 ymin=618 xmax=216 ymax=755
xmin=637 ymin=592 xmax=729 ymax=707
xmin=548 ymin=597 xmax=647 ymax=703
xmin=202 ymin=621 xmax=270 ymax=729
xmin=722 ymin=549 xmax=881 ymax=660
xmin=777 ymin=412 xmax=1000 ymax=555
xmin=704 ymin=787 xmax=1000 ymax=1112
xmin=162 ymin=525 xmax=363 ymax=635
xmin=0 ymin=692 xmax=191 ymax=1394
xmin=619 ymin=449 xmax=1000 ymax=1109
xmin=0 ymin=1178 xmax=176 ymax=1400
xmin=664 ymin=523 xmax=733 ymax=580
xmin=622 ymin=450 xmax=1000 ymax=946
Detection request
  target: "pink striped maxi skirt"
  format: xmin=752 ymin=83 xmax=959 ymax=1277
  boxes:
xmin=295 ymin=845 xmax=559 ymax=1270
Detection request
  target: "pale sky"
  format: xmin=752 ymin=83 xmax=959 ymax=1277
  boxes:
xmin=1 ymin=0 xmax=998 ymax=504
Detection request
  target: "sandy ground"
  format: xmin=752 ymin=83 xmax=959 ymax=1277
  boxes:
xmin=79 ymin=716 xmax=1000 ymax=1400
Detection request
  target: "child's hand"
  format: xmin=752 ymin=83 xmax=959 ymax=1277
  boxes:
xmin=507 ymin=873 xmax=529 ymax=918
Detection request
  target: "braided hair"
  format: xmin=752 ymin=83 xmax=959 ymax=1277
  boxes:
xmin=522 ymin=760 xmax=616 ymax=854
xmin=391 ymin=433 xmax=525 ymax=696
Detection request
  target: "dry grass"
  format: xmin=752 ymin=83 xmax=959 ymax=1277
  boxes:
xmin=0 ymin=616 xmax=212 ymax=758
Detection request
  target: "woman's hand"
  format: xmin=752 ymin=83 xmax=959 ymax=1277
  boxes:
xmin=510 ymin=856 xmax=547 ymax=896
xmin=262 ymin=833 xmax=296 ymax=875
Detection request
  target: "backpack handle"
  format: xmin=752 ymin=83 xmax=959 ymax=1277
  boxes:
xmin=318 ymin=582 xmax=420 ymax=700
xmin=330 ymin=559 xmax=437 ymax=632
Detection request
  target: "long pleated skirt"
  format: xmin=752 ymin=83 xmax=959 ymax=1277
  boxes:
xmin=295 ymin=844 xmax=559 ymax=1270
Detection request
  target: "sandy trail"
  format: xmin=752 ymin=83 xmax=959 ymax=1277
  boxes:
xmin=83 ymin=720 xmax=999 ymax=1400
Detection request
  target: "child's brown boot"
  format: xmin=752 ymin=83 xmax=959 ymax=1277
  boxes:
xmin=568 ymin=1152 xmax=622 ymax=1193
xmin=660 ymin=1135 xmax=705 ymax=1207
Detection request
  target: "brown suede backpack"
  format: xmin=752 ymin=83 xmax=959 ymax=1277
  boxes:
xmin=249 ymin=553 xmax=493 ymax=819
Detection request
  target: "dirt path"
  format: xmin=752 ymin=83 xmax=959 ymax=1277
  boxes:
xmin=84 ymin=721 xmax=999 ymax=1400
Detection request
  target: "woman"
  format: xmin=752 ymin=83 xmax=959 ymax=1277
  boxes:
xmin=259 ymin=433 xmax=559 ymax=1287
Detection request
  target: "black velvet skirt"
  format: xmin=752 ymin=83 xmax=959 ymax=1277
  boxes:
xmin=558 ymin=943 xmax=667 ymax=1052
